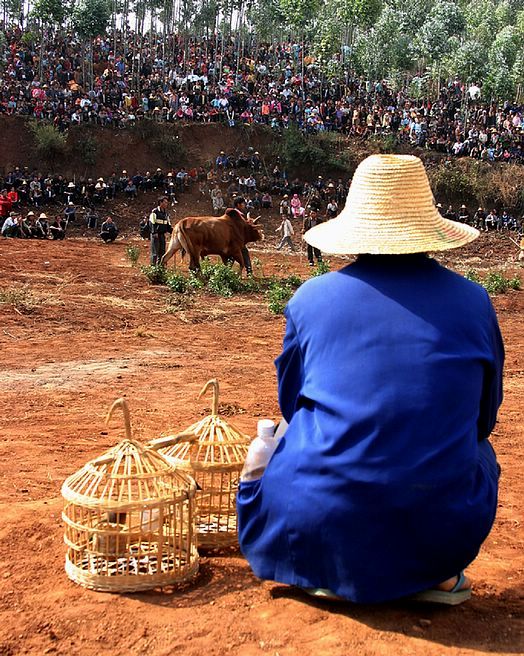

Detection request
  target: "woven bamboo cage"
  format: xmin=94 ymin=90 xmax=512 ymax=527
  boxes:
xmin=149 ymin=380 xmax=252 ymax=549
xmin=61 ymin=399 xmax=199 ymax=592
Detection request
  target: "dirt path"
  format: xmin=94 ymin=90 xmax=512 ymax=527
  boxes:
xmin=0 ymin=236 xmax=522 ymax=656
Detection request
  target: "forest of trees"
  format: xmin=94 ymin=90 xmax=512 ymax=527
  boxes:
xmin=1 ymin=0 xmax=524 ymax=101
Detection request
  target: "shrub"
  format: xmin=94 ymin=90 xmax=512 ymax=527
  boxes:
xmin=266 ymin=280 xmax=295 ymax=315
xmin=158 ymin=133 xmax=187 ymax=164
xmin=166 ymin=270 xmax=191 ymax=294
xmin=205 ymin=263 xmax=244 ymax=297
xmin=279 ymin=125 xmax=329 ymax=174
xmin=141 ymin=264 xmax=169 ymax=285
xmin=464 ymin=269 xmax=521 ymax=294
xmin=126 ymin=245 xmax=140 ymax=266
xmin=73 ymin=129 xmax=99 ymax=167
xmin=483 ymin=272 xmax=517 ymax=295
xmin=29 ymin=122 xmax=67 ymax=162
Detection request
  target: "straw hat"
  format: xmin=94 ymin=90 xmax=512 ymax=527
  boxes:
xmin=304 ymin=155 xmax=479 ymax=255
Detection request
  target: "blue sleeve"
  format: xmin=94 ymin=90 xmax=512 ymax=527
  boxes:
xmin=274 ymin=306 xmax=304 ymax=423
xmin=477 ymin=295 xmax=505 ymax=441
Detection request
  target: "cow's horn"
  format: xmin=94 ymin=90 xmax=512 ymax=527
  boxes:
xmin=251 ymin=215 xmax=262 ymax=224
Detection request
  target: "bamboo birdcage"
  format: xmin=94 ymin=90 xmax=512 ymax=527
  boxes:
xmin=149 ymin=380 xmax=252 ymax=549
xmin=61 ymin=399 xmax=199 ymax=593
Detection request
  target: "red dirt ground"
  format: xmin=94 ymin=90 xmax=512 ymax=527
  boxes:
xmin=0 ymin=212 xmax=523 ymax=655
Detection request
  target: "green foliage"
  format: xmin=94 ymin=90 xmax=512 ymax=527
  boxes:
xmin=277 ymin=0 xmax=320 ymax=32
xmin=158 ymin=133 xmax=187 ymax=165
xmin=72 ymin=126 xmax=99 ymax=167
xmin=165 ymin=269 xmax=205 ymax=293
xmin=29 ymin=122 xmax=67 ymax=162
xmin=464 ymin=269 xmax=481 ymax=284
xmin=125 ymin=245 xmax=140 ymax=266
xmin=266 ymin=280 xmax=296 ymax=314
xmin=464 ymin=270 xmax=521 ymax=294
xmin=72 ymin=0 xmax=111 ymax=38
xmin=141 ymin=264 xmax=169 ymax=285
xmin=20 ymin=31 xmax=38 ymax=46
xmin=428 ymin=161 xmax=479 ymax=201
xmin=279 ymin=125 xmax=329 ymax=174
xmin=483 ymin=272 xmax=521 ymax=294
xmin=310 ymin=260 xmax=331 ymax=276
xmin=31 ymin=0 xmax=65 ymax=24
xmin=204 ymin=262 xmax=246 ymax=297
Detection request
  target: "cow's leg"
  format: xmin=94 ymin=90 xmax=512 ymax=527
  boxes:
xmin=188 ymin=248 xmax=201 ymax=273
xmin=230 ymin=248 xmax=245 ymax=276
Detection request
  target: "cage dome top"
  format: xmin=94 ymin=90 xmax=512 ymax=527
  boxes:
xmin=149 ymin=379 xmax=251 ymax=468
xmin=61 ymin=399 xmax=196 ymax=510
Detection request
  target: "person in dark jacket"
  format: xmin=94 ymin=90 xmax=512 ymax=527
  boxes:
xmin=149 ymin=197 xmax=172 ymax=264
xmin=99 ymin=216 xmax=119 ymax=243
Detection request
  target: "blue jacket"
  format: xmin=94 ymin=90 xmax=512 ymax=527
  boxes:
xmin=238 ymin=254 xmax=503 ymax=602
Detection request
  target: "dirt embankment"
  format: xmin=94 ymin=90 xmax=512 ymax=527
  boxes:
xmin=0 ymin=118 xmax=278 ymax=178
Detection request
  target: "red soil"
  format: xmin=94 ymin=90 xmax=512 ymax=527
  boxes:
xmin=0 ymin=212 xmax=522 ymax=655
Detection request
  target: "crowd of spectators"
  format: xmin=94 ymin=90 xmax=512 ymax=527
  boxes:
xmin=1 ymin=27 xmax=524 ymax=163
xmin=2 ymin=149 xmax=523 ymax=249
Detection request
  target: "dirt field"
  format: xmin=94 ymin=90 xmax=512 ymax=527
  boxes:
xmin=0 ymin=224 xmax=523 ymax=655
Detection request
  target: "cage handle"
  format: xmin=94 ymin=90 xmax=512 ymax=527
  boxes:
xmin=148 ymin=431 xmax=198 ymax=451
xmin=198 ymin=378 xmax=219 ymax=415
xmin=105 ymin=398 xmax=132 ymax=440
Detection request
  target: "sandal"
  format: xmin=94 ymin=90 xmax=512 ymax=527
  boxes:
xmin=409 ymin=572 xmax=472 ymax=605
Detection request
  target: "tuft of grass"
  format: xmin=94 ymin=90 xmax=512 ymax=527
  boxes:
xmin=0 ymin=286 xmax=41 ymax=314
xmin=126 ymin=245 xmax=141 ymax=266
xmin=165 ymin=292 xmax=195 ymax=313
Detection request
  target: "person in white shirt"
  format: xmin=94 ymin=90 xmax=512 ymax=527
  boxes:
xmin=276 ymin=216 xmax=295 ymax=251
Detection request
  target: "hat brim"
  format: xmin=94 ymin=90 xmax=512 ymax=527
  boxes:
xmin=304 ymin=210 xmax=479 ymax=255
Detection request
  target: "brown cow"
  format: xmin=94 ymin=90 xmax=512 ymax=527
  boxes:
xmin=161 ymin=209 xmax=263 ymax=273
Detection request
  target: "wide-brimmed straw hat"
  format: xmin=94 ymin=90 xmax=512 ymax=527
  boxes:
xmin=304 ymin=155 xmax=479 ymax=255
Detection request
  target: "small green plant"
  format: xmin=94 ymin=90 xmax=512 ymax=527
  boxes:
xmin=126 ymin=245 xmax=140 ymax=266
xmin=310 ymin=260 xmax=331 ymax=277
xmin=206 ymin=263 xmax=244 ymax=297
xmin=483 ymin=272 xmax=517 ymax=295
xmin=464 ymin=269 xmax=481 ymax=284
xmin=280 ymin=274 xmax=303 ymax=288
xmin=165 ymin=270 xmax=192 ymax=294
xmin=29 ymin=121 xmax=67 ymax=162
xmin=141 ymin=264 xmax=169 ymax=285
xmin=266 ymin=280 xmax=295 ymax=315
xmin=464 ymin=269 xmax=521 ymax=294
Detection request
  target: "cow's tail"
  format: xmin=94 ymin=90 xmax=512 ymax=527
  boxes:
xmin=177 ymin=222 xmax=193 ymax=263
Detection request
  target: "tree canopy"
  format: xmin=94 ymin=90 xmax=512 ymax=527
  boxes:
xmin=2 ymin=0 xmax=524 ymax=100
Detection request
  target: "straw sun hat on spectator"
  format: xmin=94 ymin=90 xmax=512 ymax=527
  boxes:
xmin=304 ymin=155 xmax=479 ymax=255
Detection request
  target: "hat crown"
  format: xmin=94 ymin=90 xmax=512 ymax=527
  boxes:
xmin=346 ymin=155 xmax=433 ymax=224
xmin=304 ymin=154 xmax=479 ymax=255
